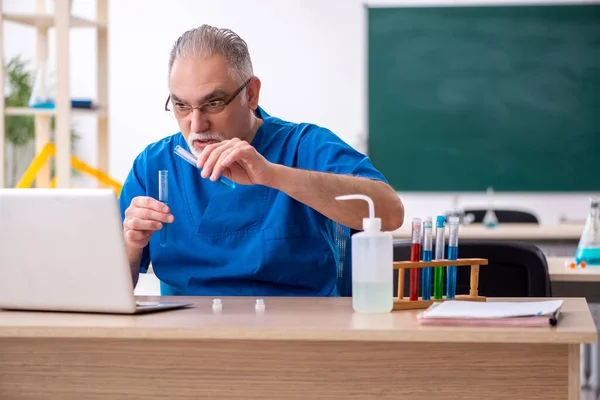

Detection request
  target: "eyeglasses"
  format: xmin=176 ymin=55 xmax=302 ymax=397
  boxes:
xmin=165 ymin=78 xmax=252 ymax=119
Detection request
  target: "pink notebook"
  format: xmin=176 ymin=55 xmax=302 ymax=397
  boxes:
xmin=416 ymin=300 xmax=563 ymax=327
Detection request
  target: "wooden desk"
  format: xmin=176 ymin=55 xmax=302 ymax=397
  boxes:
xmin=548 ymin=257 xmax=600 ymax=306
xmin=548 ymin=257 xmax=600 ymax=283
xmin=0 ymin=297 xmax=596 ymax=400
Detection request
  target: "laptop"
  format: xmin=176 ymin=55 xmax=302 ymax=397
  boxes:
xmin=0 ymin=188 xmax=192 ymax=314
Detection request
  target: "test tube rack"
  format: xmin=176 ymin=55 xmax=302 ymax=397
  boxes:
xmin=393 ymin=258 xmax=489 ymax=311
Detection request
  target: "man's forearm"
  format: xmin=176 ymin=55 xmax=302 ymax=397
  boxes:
xmin=125 ymin=243 xmax=143 ymax=288
xmin=268 ymin=164 xmax=404 ymax=231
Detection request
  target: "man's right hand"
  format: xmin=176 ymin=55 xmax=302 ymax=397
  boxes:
xmin=123 ymin=196 xmax=174 ymax=249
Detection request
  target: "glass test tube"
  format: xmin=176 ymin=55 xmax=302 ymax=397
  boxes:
xmin=433 ymin=215 xmax=446 ymax=300
xmin=173 ymin=145 xmax=236 ymax=189
xmin=159 ymin=170 xmax=169 ymax=247
xmin=421 ymin=217 xmax=433 ymax=300
xmin=446 ymin=216 xmax=459 ymax=299
xmin=409 ymin=218 xmax=422 ymax=301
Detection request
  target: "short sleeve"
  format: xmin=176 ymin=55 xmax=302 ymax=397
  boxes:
xmin=118 ymin=151 xmax=151 ymax=274
xmin=296 ymin=125 xmax=388 ymax=183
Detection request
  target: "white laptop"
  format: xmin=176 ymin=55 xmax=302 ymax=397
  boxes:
xmin=0 ymin=188 xmax=192 ymax=314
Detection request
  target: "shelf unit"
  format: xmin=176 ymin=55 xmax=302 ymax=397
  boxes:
xmin=0 ymin=0 xmax=108 ymax=189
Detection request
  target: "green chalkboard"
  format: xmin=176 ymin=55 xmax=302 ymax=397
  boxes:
xmin=368 ymin=5 xmax=600 ymax=192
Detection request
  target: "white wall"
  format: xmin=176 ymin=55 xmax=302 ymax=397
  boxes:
xmin=3 ymin=0 xmax=599 ymax=226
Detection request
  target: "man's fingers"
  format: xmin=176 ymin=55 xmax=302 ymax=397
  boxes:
xmin=131 ymin=196 xmax=170 ymax=213
xmin=210 ymin=148 xmax=235 ymax=181
xmin=126 ymin=196 xmax=173 ymax=223
xmin=125 ymin=229 xmax=152 ymax=243
xmin=126 ymin=207 xmax=173 ymax=223
xmin=200 ymin=141 xmax=235 ymax=179
xmin=131 ymin=207 xmax=174 ymax=223
xmin=124 ymin=217 xmax=163 ymax=232
xmin=197 ymin=141 xmax=229 ymax=169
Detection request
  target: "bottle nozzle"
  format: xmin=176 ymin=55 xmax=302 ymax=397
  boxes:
xmin=336 ymin=194 xmax=375 ymax=218
xmin=335 ymin=194 xmax=381 ymax=232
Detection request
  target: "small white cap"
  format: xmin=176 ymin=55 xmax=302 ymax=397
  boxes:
xmin=362 ymin=217 xmax=381 ymax=232
xmin=255 ymin=298 xmax=265 ymax=312
xmin=212 ymin=298 xmax=222 ymax=312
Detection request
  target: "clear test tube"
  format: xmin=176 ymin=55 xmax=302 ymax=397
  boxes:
xmin=446 ymin=216 xmax=460 ymax=299
xmin=421 ymin=217 xmax=433 ymax=300
xmin=433 ymin=215 xmax=446 ymax=300
xmin=409 ymin=218 xmax=422 ymax=301
xmin=173 ymin=145 xmax=236 ymax=189
xmin=158 ymin=170 xmax=169 ymax=247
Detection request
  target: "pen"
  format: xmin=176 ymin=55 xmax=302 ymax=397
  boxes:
xmin=433 ymin=215 xmax=445 ymax=300
xmin=174 ymin=145 xmax=236 ymax=189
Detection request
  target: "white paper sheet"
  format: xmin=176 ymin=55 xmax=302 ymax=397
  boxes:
xmin=421 ymin=300 xmax=564 ymax=319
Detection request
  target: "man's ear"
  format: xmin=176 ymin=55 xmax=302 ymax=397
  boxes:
xmin=247 ymin=76 xmax=261 ymax=110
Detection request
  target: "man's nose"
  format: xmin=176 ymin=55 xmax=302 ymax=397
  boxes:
xmin=190 ymin=109 xmax=209 ymax=133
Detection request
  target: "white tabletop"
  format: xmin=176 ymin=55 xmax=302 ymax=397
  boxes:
xmin=392 ymin=223 xmax=583 ymax=241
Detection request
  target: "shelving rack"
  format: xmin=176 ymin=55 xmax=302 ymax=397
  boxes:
xmin=0 ymin=0 xmax=108 ymax=188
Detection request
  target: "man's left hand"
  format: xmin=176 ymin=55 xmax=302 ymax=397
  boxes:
xmin=196 ymin=138 xmax=274 ymax=186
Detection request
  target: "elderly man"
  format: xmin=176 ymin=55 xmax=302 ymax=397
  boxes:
xmin=119 ymin=25 xmax=404 ymax=296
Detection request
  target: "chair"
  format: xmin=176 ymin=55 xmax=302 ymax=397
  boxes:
xmin=462 ymin=209 xmax=540 ymax=224
xmin=393 ymin=240 xmax=552 ymax=298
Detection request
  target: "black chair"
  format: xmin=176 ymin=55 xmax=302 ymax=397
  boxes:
xmin=393 ymin=240 xmax=552 ymax=298
xmin=462 ymin=209 xmax=540 ymax=224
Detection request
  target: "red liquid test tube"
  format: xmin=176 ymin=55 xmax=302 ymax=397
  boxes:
xmin=409 ymin=218 xmax=422 ymax=301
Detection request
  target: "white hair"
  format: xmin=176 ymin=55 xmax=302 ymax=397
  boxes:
xmin=168 ymin=24 xmax=253 ymax=85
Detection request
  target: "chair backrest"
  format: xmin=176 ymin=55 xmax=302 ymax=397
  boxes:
xmin=334 ymin=224 xmax=357 ymax=297
xmin=393 ymin=240 xmax=552 ymax=298
xmin=462 ymin=209 xmax=540 ymax=224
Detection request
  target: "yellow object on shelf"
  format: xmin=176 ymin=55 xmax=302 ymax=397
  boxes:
xmin=15 ymin=142 xmax=122 ymax=196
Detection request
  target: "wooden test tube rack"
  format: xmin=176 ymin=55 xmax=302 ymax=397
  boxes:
xmin=393 ymin=258 xmax=489 ymax=311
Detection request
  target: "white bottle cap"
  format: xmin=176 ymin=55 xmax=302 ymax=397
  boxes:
xmin=212 ymin=298 xmax=222 ymax=312
xmin=335 ymin=194 xmax=381 ymax=232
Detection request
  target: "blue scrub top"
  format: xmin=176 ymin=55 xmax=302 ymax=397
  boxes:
xmin=118 ymin=107 xmax=387 ymax=296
